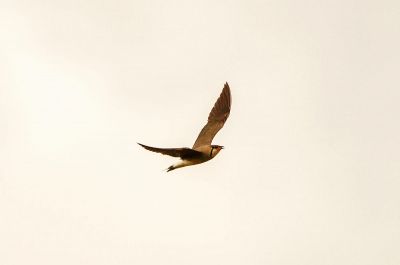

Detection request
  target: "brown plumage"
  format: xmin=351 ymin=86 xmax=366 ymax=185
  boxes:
xmin=137 ymin=143 xmax=203 ymax=159
xmin=138 ymin=82 xmax=232 ymax=172
xmin=192 ymin=83 xmax=232 ymax=149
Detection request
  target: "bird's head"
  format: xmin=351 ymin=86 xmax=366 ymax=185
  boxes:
xmin=210 ymin=145 xmax=224 ymax=157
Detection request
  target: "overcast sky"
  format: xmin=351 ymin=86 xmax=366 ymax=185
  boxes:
xmin=1 ymin=0 xmax=400 ymax=264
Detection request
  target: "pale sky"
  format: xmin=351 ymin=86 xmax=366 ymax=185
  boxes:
xmin=1 ymin=0 xmax=400 ymax=264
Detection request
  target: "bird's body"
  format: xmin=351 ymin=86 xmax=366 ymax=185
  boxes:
xmin=138 ymin=83 xmax=231 ymax=172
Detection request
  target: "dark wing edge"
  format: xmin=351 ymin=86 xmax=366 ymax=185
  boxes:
xmin=192 ymin=82 xmax=232 ymax=149
xmin=138 ymin=143 xmax=202 ymax=159
xmin=208 ymin=82 xmax=232 ymax=123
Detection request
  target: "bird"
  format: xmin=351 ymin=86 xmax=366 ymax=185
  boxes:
xmin=138 ymin=82 xmax=232 ymax=172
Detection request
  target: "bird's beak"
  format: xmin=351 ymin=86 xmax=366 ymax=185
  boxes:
xmin=221 ymin=146 xmax=224 ymax=149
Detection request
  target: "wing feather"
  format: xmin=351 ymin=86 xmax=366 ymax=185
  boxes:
xmin=192 ymin=83 xmax=231 ymax=149
xmin=138 ymin=143 xmax=202 ymax=159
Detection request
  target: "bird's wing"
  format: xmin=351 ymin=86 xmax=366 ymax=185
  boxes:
xmin=192 ymin=82 xmax=231 ymax=149
xmin=138 ymin=143 xmax=202 ymax=159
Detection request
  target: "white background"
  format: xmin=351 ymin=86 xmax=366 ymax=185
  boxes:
xmin=1 ymin=0 xmax=399 ymax=264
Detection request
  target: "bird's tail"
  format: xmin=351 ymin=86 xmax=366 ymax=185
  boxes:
xmin=166 ymin=160 xmax=190 ymax=172
xmin=166 ymin=165 xmax=176 ymax=172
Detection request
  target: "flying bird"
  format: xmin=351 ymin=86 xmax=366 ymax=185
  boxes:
xmin=138 ymin=82 xmax=232 ymax=172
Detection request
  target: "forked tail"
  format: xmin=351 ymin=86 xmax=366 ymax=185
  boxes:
xmin=166 ymin=165 xmax=176 ymax=172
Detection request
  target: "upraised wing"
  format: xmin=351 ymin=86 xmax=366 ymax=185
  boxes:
xmin=192 ymin=82 xmax=231 ymax=149
xmin=138 ymin=143 xmax=202 ymax=159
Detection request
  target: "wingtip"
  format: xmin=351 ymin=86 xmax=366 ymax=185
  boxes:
xmin=223 ymin=82 xmax=231 ymax=96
